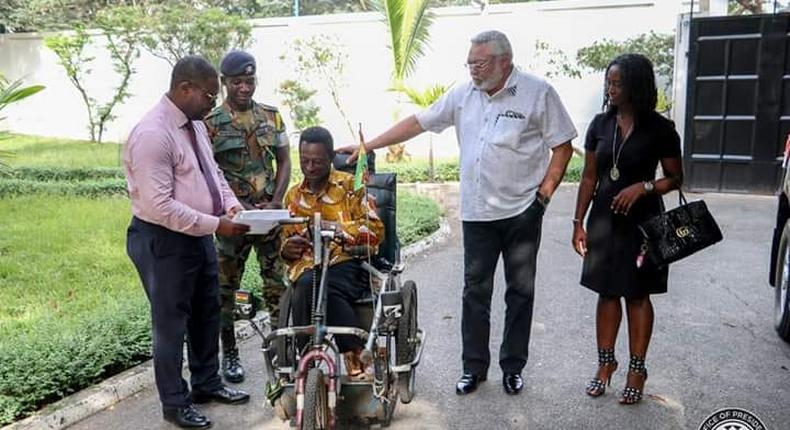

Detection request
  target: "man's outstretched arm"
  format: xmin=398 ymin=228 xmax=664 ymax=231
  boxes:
xmin=339 ymin=115 xmax=426 ymax=163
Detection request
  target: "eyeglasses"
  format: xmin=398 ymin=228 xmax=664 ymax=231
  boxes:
xmin=464 ymin=56 xmax=497 ymax=70
xmin=189 ymin=82 xmax=218 ymax=103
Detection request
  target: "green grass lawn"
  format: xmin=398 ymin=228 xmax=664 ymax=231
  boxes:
xmin=0 ymin=197 xmax=139 ymax=337
xmin=0 ymin=196 xmax=148 ymax=423
xmin=2 ymin=134 xmax=123 ymax=168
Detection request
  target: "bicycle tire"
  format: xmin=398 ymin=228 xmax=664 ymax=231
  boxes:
xmin=396 ymin=280 xmax=418 ymax=403
xmin=301 ymin=367 xmax=328 ymax=430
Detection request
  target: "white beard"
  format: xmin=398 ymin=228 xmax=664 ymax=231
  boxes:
xmin=472 ymin=70 xmax=504 ymax=92
xmin=472 ymin=81 xmax=489 ymax=91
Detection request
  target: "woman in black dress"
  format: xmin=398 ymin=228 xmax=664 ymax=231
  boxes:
xmin=572 ymin=53 xmax=683 ymax=404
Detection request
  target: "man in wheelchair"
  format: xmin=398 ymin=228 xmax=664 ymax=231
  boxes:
xmin=280 ymin=126 xmax=385 ymax=379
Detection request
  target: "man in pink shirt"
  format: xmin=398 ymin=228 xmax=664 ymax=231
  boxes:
xmin=125 ymin=56 xmax=251 ymax=429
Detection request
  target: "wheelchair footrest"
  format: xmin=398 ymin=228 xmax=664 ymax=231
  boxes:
xmin=390 ymin=328 xmax=426 ymax=373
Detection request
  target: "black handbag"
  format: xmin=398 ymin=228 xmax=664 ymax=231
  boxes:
xmin=637 ymin=190 xmax=723 ymax=267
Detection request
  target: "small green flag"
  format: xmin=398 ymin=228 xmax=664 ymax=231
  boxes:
xmin=354 ymin=144 xmax=368 ymax=191
xmin=354 ymin=125 xmax=368 ymax=191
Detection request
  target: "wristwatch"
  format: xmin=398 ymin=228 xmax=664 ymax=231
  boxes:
xmin=643 ymin=180 xmax=655 ymax=193
xmin=536 ymin=191 xmax=550 ymax=207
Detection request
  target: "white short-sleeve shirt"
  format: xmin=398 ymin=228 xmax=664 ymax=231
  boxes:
xmin=416 ymin=68 xmax=577 ymax=221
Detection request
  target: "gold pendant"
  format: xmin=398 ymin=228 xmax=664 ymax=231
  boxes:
xmin=610 ymin=167 xmax=620 ymax=181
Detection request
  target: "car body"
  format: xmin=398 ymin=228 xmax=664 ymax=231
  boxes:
xmin=769 ymin=135 xmax=790 ymax=342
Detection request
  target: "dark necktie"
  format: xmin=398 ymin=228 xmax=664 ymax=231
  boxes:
xmin=185 ymin=121 xmax=223 ymax=216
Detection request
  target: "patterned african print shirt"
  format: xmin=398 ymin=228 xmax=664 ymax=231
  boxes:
xmin=281 ymin=168 xmax=384 ymax=281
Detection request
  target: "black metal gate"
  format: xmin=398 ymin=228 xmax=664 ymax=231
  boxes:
xmin=684 ymin=13 xmax=790 ymax=194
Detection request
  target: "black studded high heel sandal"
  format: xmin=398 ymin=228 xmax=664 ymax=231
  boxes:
xmin=586 ymin=348 xmax=618 ymax=397
xmin=619 ymin=355 xmax=648 ymax=405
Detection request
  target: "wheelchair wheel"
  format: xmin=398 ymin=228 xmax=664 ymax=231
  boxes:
xmin=275 ymin=287 xmax=294 ymax=369
xmin=302 ymin=367 xmax=329 ymax=430
xmin=396 ymin=280 xmax=418 ymax=404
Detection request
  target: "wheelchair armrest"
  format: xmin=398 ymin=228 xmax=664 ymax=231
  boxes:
xmin=371 ymin=255 xmax=394 ymax=272
xmin=389 ymin=262 xmax=405 ymax=275
xmin=360 ymin=261 xmax=388 ymax=282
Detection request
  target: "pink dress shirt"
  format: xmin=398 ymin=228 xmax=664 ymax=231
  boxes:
xmin=124 ymin=95 xmax=241 ymax=237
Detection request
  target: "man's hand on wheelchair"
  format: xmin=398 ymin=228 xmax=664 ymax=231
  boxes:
xmin=335 ymin=143 xmax=362 ymax=164
xmin=282 ymin=236 xmax=311 ymax=260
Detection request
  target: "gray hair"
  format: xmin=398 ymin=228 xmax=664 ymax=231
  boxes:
xmin=470 ymin=30 xmax=513 ymax=58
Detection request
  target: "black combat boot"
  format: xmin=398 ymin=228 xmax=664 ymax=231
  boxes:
xmin=221 ymin=328 xmax=245 ymax=383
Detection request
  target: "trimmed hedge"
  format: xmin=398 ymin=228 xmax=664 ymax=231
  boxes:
xmin=0 ymin=178 xmax=127 ymax=198
xmin=396 ymin=191 xmax=442 ymax=245
xmin=6 ymin=166 xmax=124 ymax=182
xmin=0 ymin=300 xmax=151 ymax=425
xmin=565 ymin=159 xmax=582 ymax=182
xmin=1 ymin=157 xmax=583 ymax=192
xmin=378 ymin=160 xmax=460 ymax=183
xmin=378 ymin=156 xmax=583 ymax=183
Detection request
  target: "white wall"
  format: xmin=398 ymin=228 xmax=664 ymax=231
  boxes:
xmin=0 ymin=0 xmax=688 ymax=158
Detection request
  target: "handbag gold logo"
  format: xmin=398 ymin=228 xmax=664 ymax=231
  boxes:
xmin=676 ymin=226 xmax=690 ymax=238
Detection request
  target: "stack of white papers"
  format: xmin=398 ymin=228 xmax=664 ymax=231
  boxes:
xmin=232 ymin=209 xmax=291 ymax=235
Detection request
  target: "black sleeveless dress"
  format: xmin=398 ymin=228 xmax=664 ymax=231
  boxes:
xmin=580 ymin=110 xmax=682 ymax=298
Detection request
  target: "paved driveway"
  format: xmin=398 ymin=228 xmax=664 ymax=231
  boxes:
xmin=69 ymin=185 xmax=790 ymax=430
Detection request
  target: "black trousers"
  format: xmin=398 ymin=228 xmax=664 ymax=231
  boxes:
xmin=291 ymin=261 xmax=369 ymax=353
xmin=126 ymin=217 xmax=223 ymax=409
xmin=461 ymin=203 xmax=544 ymax=375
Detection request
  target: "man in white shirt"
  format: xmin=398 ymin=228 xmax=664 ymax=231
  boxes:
xmin=340 ymin=30 xmax=576 ymax=396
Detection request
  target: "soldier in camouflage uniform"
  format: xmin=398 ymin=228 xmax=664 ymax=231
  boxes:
xmin=204 ymin=51 xmax=291 ymax=383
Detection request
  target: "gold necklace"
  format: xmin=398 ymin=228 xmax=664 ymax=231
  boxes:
xmin=610 ymin=118 xmax=633 ymax=181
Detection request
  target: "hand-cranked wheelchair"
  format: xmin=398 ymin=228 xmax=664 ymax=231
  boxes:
xmin=236 ymin=153 xmax=425 ymax=429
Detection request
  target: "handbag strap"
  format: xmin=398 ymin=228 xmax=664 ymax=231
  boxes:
xmin=677 ymin=188 xmax=688 ymax=206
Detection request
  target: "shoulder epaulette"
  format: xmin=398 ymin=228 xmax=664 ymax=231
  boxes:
xmin=257 ymin=102 xmax=280 ymax=113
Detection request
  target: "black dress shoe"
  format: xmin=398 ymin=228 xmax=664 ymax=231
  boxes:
xmin=191 ymin=385 xmax=250 ymax=405
xmin=163 ymin=404 xmax=212 ymax=428
xmin=503 ymin=373 xmax=523 ymax=395
xmin=455 ymin=372 xmax=486 ymax=395
xmin=222 ymin=349 xmax=245 ymax=383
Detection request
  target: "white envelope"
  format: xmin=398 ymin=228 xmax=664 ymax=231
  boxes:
xmin=232 ymin=209 xmax=291 ymax=235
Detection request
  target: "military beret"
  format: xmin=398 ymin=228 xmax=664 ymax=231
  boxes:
xmin=220 ymin=50 xmax=256 ymax=77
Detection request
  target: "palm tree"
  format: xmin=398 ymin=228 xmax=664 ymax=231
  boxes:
xmin=376 ymin=0 xmax=434 ymax=162
xmin=393 ymin=82 xmax=449 ymax=181
xmin=0 ymin=75 xmax=45 ymax=172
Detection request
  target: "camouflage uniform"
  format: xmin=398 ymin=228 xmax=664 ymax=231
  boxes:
xmin=204 ymin=102 xmax=289 ymax=348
